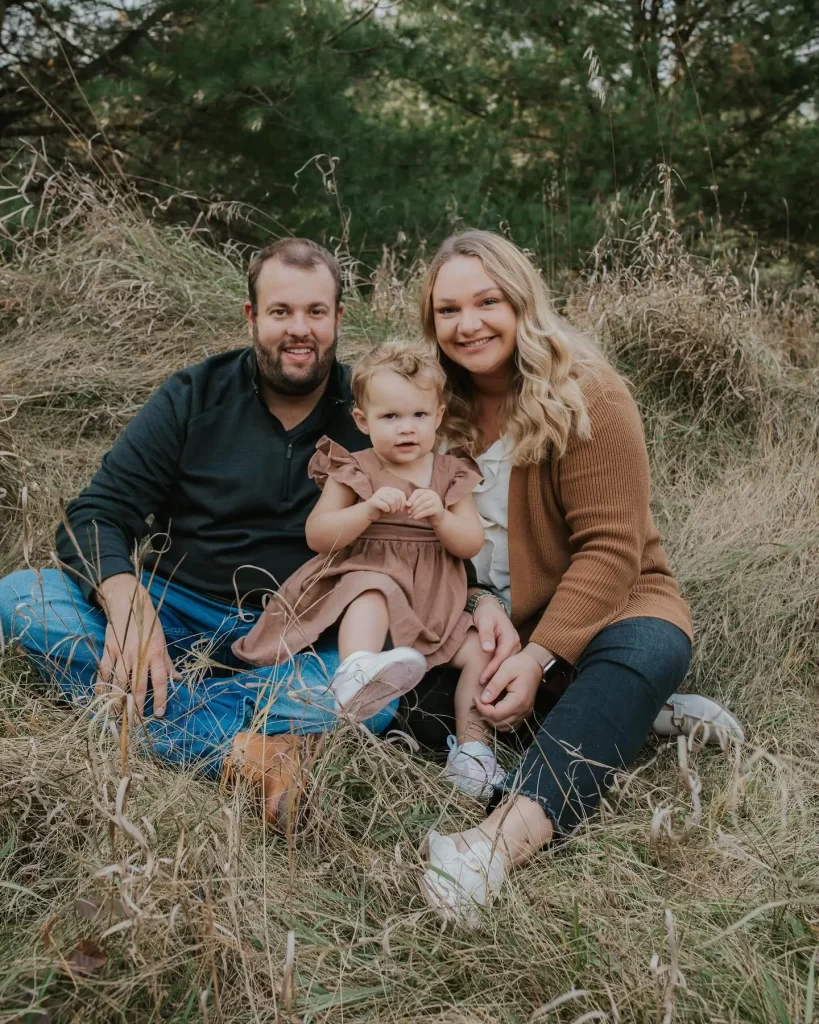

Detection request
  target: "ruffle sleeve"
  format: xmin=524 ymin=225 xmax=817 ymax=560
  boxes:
xmin=442 ymin=454 xmax=484 ymax=507
xmin=308 ymin=436 xmax=374 ymax=500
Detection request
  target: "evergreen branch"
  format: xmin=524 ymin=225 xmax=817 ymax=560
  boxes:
xmin=330 ymin=43 xmax=383 ymax=56
xmin=323 ymin=0 xmax=381 ymax=47
xmin=68 ymin=3 xmax=175 ymax=83
xmin=713 ymin=88 xmax=817 ymax=170
xmin=398 ymin=72 xmax=489 ymax=120
xmin=0 ymin=2 xmax=175 ymax=135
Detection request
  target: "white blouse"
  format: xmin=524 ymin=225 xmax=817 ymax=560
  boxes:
xmin=471 ymin=435 xmax=513 ymax=613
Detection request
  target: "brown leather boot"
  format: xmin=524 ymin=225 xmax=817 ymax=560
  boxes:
xmin=223 ymin=731 xmax=318 ymax=830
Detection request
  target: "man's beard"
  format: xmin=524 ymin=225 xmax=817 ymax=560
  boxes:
xmin=253 ymin=324 xmax=338 ymax=397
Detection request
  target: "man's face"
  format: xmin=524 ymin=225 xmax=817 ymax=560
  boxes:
xmin=245 ymin=258 xmax=343 ymax=397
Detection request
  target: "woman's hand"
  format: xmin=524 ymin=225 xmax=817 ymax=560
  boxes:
xmin=471 ymin=595 xmax=520 ymax=684
xmin=366 ymin=486 xmax=406 ymax=520
xmin=474 ymin=651 xmax=542 ymax=731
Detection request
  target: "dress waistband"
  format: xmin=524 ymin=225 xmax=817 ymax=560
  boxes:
xmin=362 ymin=521 xmax=440 ymax=542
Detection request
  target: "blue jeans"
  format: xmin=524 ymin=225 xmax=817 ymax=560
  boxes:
xmin=496 ymin=617 xmax=692 ymax=835
xmin=0 ymin=569 xmax=396 ymax=776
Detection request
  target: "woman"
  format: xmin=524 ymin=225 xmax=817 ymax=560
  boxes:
xmin=416 ymin=230 xmax=743 ymax=926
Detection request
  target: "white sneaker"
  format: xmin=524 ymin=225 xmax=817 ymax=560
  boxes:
xmin=653 ymin=693 xmax=745 ymax=744
xmin=330 ymin=648 xmax=427 ymax=721
xmin=441 ymin=736 xmax=506 ymax=800
xmin=420 ymin=829 xmax=506 ymax=929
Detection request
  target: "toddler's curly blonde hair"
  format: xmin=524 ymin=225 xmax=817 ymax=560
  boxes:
xmin=351 ymin=340 xmax=446 ymax=411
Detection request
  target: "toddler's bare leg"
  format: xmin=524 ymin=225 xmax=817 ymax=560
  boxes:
xmin=331 ymin=590 xmax=426 ymax=721
xmin=338 ymin=591 xmax=389 ymax=660
xmin=451 ymin=630 xmax=494 ymax=746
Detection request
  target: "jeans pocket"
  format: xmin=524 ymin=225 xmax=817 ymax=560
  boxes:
xmin=161 ymin=626 xmax=197 ymax=661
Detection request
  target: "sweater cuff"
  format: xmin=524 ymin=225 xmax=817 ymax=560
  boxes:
xmin=528 ymin=617 xmax=594 ymax=668
xmin=65 ymin=555 xmax=136 ymax=605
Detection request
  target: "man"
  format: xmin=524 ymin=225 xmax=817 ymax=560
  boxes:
xmin=0 ymin=238 xmax=517 ymax=824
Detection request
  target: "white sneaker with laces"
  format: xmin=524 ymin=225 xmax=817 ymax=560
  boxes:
xmin=653 ymin=692 xmax=745 ymax=744
xmin=420 ymin=829 xmax=507 ymax=929
xmin=441 ymin=736 xmax=506 ymax=800
xmin=330 ymin=647 xmax=427 ymax=721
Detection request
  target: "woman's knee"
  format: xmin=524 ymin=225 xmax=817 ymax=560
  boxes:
xmin=577 ymin=617 xmax=692 ymax=696
xmin=534 ymin=628 xmax=691 ymax=767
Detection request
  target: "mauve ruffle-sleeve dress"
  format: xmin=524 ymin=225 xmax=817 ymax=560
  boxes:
xmin=232 ymin=436 xmax=482 ymax=669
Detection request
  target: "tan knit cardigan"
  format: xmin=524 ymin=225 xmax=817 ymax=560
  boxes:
xmin=507 ymin=363 xmax=693 ymax=664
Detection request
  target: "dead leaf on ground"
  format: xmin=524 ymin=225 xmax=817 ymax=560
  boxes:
xmin=75 ymin=895 xmax=126 ymax=922
xmin=66 ymin=938 xmax=106 ymax=976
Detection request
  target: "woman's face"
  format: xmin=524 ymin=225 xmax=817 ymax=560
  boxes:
xmin=431 ymin=256 xmax=518 ymax=379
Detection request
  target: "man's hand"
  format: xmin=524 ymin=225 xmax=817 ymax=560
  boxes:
xmin=365 ymin=486 xmax=406 ymax=521
xmin=406 ymin=488 xmax=445 ymax=525
xmin=95 ymin=574 xmax=179 ymax=717
xmin=471 ymin=594 xmax=520 ymax=684
xmin=474 ymin=651 xmax=542 ymax=731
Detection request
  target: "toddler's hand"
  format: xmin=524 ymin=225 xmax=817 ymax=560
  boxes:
xmin=407 ymin=488 xmax=445 ymax=525
xmin=366 ymin=486 xmax=406 ymax=520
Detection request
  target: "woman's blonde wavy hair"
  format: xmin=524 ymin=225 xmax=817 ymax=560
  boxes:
xmin=421 ymin=230 xmax=607 ymax=466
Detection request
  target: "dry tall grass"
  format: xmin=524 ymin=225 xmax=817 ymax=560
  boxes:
xmin=1 ymin=177 xmax=817 ymax=1023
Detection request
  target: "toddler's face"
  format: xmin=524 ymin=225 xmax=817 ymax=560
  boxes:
xmin=353 ymin=369 xmax=445 ymax=465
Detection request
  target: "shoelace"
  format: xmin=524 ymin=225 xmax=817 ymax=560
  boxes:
xmin=351 ymin=667 xmax=370 ymax=687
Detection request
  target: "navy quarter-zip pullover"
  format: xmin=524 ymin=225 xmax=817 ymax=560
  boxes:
xmin=56 ymin=348 xmax=368 ymax=606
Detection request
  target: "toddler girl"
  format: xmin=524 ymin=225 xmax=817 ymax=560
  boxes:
xmin=233 ymin=341 xmax=505 ymax=798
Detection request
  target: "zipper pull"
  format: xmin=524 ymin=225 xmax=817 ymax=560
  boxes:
xmin=286 ymin=443 xmax=293 ymax=460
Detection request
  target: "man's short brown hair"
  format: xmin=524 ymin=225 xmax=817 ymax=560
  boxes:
xmin=247 ymin=238 xmax=343 ymax=313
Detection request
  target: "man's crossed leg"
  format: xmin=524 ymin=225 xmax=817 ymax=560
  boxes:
xmin=0 ymin=568 xmax=396 ymax=793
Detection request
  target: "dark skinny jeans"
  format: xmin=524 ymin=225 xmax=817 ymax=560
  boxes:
xmin=398 ymin=616 xmax=692 ymax=837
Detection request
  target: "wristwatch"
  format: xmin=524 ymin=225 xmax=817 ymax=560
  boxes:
xmin=465 ymin=589 xmax=501 ymax=616
xmin=539 ymin=656 xmax=558 ymax=685
xmin=523 ymin=642 xmax=558 ymax=684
